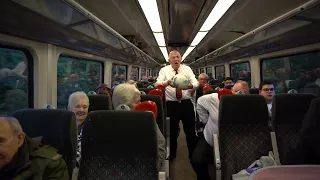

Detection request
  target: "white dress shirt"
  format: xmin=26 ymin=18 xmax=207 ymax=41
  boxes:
xmin=196 ymin=93 xmax=220 ymax=147
xmin=155 ymin=64 xmax=199 ymax=101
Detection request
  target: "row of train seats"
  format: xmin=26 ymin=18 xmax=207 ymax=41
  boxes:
xmin=212 ymin=93 xmax=318 ymax=180
xmin=11 ymin=89 xmax=170 ymax=179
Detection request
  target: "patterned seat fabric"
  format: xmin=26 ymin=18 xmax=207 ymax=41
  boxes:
xmin=220 ymin=124 xmax=271 ymax=180
xmin=219 ymin=95 xmax=271 ymax=180
xmin=12 ymin=109 xmax=77 ymax=178
xmin=272 ymin=94 xmax=316 ymax=164
xmin=79 ymin=111 xmax=158 ymax=180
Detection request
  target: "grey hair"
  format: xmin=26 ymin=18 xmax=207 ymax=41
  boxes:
xmin=198 ymin=73 xmax=208 ymax=80
xmin=112 ymin=84 xmax=140 ymax=108
xmin=1 ymin=116 xmax=24 ymax=135
xmin=68 ymin=91 xmax=89 ymax=110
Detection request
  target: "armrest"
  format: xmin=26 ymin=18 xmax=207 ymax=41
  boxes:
xmin=158 ymin=172 xmax=166 ymax=180
xmin=71 ymin=167 xmax=79 ymax=180
xmin=165 ymin=117 xmax=170 ymax=159
xmin=270 ymin=132 xmax=281 ymax=165
xmin=213 ymin=134 xmax=221 ymax=170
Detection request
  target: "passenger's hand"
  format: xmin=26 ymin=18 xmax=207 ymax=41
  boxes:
xmin=167 ymin=77 xmax=174 ymax=87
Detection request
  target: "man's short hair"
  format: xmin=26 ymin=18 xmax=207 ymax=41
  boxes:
xmin=225 ymin=77 xmax=233 ymax=81
xmin=198 ymin=73 xmax=208 ymax=80
xmin=259 ymin=80 xmax=274 ymax=90
xmin=0 ymin=116 xmax=23 ymax=135
xmin=112 ymin=84 xmax=141 ymax=108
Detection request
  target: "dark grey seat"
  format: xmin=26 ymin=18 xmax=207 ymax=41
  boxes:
xmin=139 ymin=88 xmax=166 ymax=116
xmin=272 ymin=93 xmax=317 ymax=164
xmin=12 ymin=109 xmax=77 ymax=178
xmin=140 ymin=94 xmax=165 ymax=134
xmin=88 ymin=95 xmax=112 ymax=112
xmin=249 ymin=88 xmax=259 ymax=94
xmin=217 ymin=95 xmax=271 ymax=180
xmin=78 ymin=111 xmax=158 ymax=180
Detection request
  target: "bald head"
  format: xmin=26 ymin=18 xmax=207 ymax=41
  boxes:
xmin=169 ymin=50 xmax=182 ymax=70
xmin=232 ymin=80 xmax=249 ymax=94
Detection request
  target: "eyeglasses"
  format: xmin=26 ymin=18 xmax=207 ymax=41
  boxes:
xmin=262 ymin=88 xmax=274 ymax=92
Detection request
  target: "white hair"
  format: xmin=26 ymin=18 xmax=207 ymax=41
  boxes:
xmin=198 ymin=73 xmax=208 ymax=80
xmin=68 ymin=91 xmax=89 ymax=110
xmin=112 ymin=84 xmax=140 ymax=108
xmin=1 ymin=116 xmax=23 ymax=135
xmin=126 ymin=80 xmax=137 ymax=87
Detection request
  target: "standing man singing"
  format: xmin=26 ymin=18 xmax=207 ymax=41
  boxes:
xmin=155 ymin=50 xmax=199 ymax=161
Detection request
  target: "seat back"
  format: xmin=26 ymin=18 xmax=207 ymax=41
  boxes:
xmin=219 ymin=95 xmax=271 ymax=180
xmin=140 ymin=94 xmax=165 ymax=134
xmin=79 ymin=111 xmax=158 ymax=180
xmin=12 ymin=109 xmax=77 ymax=178
xmin=88 ymin=95 xmax=112 ymax=112
xmin=249 ymin=88 xmax=259 ymax=94
xmin=139 ymin=88 xmax=166 ymax=116
xmin=272 ymin=93 xmax=316 ymax=163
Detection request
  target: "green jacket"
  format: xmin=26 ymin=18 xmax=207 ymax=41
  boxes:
xmin=0 ymin=136 xmax=69 ymax=180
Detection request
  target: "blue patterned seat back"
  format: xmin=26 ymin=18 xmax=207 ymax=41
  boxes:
xmin=219 ymin=95 xmax=271 ymax=180
xmin=79 ymin=111 xmax=158 ymax=180
xmin=272 ymin=93 xmax=316 ymax=163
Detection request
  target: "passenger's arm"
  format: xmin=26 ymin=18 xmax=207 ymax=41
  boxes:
xmin=187 ymin=66 xmax=199 ymax=89
xmin=196 ymin=95 xmax=210 ymax=124
xmin=44 ymin=155 xmax=69 ymax=180
xmin=154 ymin=68 xmax=168 ymax=87
xmin=156 ymin=124 xmax=166 ymax=169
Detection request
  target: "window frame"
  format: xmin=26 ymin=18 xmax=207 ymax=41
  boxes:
xmin=214 ymin=65 xmax=225 ymax=79
xmin=0 ymin=45 xmax=34 ymax=108
xmin=111 ymin=63 xmax=128 ymax=83
xmin=259 ymin=50 xmax=320 ymax=82
xmin=58 ymin=54 xmax=105 ymax=83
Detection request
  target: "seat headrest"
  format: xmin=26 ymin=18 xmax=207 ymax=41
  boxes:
xmin=219 ymin=95 xmax=269 ymax=124
xmin=272 ymin=93 xmax=316 ymax=124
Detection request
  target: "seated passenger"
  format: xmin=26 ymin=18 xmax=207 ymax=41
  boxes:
xmin=231 ymin=80 xmax=250 ymax=94
xmin=67 ymin=91 xmax=89 ymax=167
xmin=112 ymin=84 xmax=166 ymax=169
xmin=95 ymin=83 xmax=112 ymax=98
xmin=259 ymin=80 xmax=275 ymax=116
xmin=224 ymin=77 xmax=234 ymax=87
xmin=0 ymin=116 xmax=69 ymax=179
xmin=191 ymin=82 xmax=247 ymax=180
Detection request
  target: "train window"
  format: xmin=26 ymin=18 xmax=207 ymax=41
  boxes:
xmin=230 ymin=62 xmax=251 ymax=87
xmin=200 ymin=68 xmax=205 ymax=73
xmin=148 ymin=69 xmax=152 ymax=77
xmin=195 ymin=69 xmax=199 ymax=76
xmin=206 ymin=67 xmax=212 ymax=77
xmin=0 ymin=47 xmax=33 ymax=115
xmin=141 ymin=68 xmax=146 ymax=80
xmin=57 ymin=55 xmax=103 ymax=109
xmin=111 ymin=63 xmax=127 ymax=88
xmin=261 ymin=51 xmax=320 ymax=93
xmin=215 ymin=65 xmax=225 ymax=80
xmin=131 ymin=66 xmax=139 ymax=81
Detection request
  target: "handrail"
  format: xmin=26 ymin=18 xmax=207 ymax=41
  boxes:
xmin=62 ymin=0 xmax=161 ymax=66
xmin=187 ymin=0 xmax=320 ymax=65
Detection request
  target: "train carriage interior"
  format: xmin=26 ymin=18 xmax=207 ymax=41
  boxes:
xmin=1 ymin=0 xmax=320 ymax=179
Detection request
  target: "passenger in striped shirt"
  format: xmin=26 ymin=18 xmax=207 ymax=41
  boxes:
xmin=67 ymin=91 xmax=89 ymax=168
